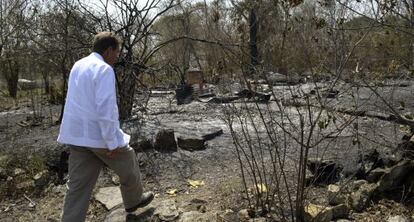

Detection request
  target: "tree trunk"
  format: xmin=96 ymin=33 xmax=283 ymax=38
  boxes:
xmin=249 ymin=7 xmax=259 ymax=76
xmin=43 ymin=73 xmax=50 ymax=94
xmin=410 ymin=0 xmax=414 ymax=70
xmin=118 ymin=67 xmax=137 ymax=121
xmin=4 ymin=59 xmax=19 ymax=98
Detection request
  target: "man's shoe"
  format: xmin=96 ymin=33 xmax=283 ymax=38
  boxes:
xmin=125 ymin=191 xmax=154 ymax=213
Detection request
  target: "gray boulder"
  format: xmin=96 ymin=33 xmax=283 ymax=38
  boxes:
xmin=349 ymin=183 xmax=377 ymax=212
xmin=178 ymin=211 xmax=216 ymax=222
xmin=95 ymin=186 xmax=122 ymax=210
xmin=177 ymin=137 xmax=206 ymax=151
xmin=154 ymin=199 xmax=179 ymax=221
xmin=377 ymin=160 xmax=414 ymax=193
xmin=154 ymin=129 xmax=177 ymax=152
xmin=387 ymin=215 xmax=409 ymax=222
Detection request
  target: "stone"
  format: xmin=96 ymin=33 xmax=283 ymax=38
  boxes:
xmin=201 ymin=128 xmax=223 ymax=141
xmin=217 ymin=209 xmax=238 ymax=221
xmin=204 ymin=96 xmax=240 ymax=103
xmin=350 ymin=183 xmax=377 ymax=212
xmin=177 ymin=137 xmax=206 ymax=151
xmin=387 ymin=215 xmax=409 ymax=222
xmin=154 ymin=199 xmax=179 ymax=221
xmin=16 ymin=180 xmax=35 ymax=190
xmin=154 ymin=129 xmax=177 ymax=152
xmin=366 ymin=168 xmax=387 ymax=183
xmin=323 ymin=89 xmax=339 ymax=99
xmin=235 ymin=89 xmax=271 ymax=102
xmin=51 ymin=184 xmax=66 ymax=197
xmin=178 ymin=211 xmax=217 ymax=222
xmin=0 ymin=155 xmax=9 ymax=167
xmin=179 ymin=198 xmax=208 ymax=213
xmin=18 ymin=79 xmax=38 ymax=90
xmin=176 ymin=84 xmax=194 ymax=105
xmin=327 ymin=184 xmax=346 ymax=205
xmin=104 ymin=208 xmax=125 ymax=222
xmin=111 ymin=175 xmax=120 ymax=185
xmin=352 ymin=180 xmax=368 ymax=190
xmin=95 ymin=187 xmax=122 ymax=210
xmin=104 ymin=207 xmax=155 ymax=222
xmin=14 ymin=168 xmax=25 ymax=176
xmin=238 ymin=209 xmax=251 ymax=220
xmin=248 ymin=218 xmax=268 ymax=222
xmin=33 ymin=170 xmax=49 ymax=187
xmin=304 ymin=203 xmax=333 ymax=222
xmin=377 ymin=160 xmax=414 ymax=193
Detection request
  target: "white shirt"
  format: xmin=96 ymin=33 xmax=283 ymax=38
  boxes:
xmin=57 ymin=52 xmax=130 ymax=150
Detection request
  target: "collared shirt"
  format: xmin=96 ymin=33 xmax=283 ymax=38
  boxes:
xmin=57 ymin=52 xmax=130 ymax=150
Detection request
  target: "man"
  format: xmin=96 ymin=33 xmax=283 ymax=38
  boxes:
xmin=57 ymin=32 xmax=153 ymax=221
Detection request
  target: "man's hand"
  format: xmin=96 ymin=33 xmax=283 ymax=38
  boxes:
xmin=106 ymin=147 xmax=122 ymax=159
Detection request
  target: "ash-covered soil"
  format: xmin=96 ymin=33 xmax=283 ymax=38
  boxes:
xmin=0 ymin=80 xmax=413 ymax=221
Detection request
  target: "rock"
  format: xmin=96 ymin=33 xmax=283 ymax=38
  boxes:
xmin=177 ymin=137 xmax=206 ymax=151
xmin=0 ymin=155 xmax=9 ymax=167
xmin=176 ymin=84 xmax=194 ymax=105
xmin=377 ymin=160 xmax=414 ymax=193
xmin=33 ymin=170 xmax=50 ymax=187
xmin=265 ymin=71 xmax=301 ymax=85
xmin=236 ymin=89 xmax=271 ymax=102
xmin=238 ymin=209 xmax=251 ymax=220
xmin=104 ymin=207 xmax=156 ymax=222
xmin=154 ymin=199 xmax=179 ymax=221
xmin=111 ymin=175 xmax=120 ymax=185
xmin=352 ymin=179 xmax=368 ymax=190
xmin=350 ymin=183 xmax=377 ymax=212
xmin=51 ymin=184 xmax=66 ymax=197
xmin=18 ymin=79 xmax=38 ymax=90
xmin=307 ymin=158 xmax=342 ymax=185
xmin=154 ymin=129 xmax=177 ymax=152
xmin=266 ymin=72 xmax=287 ymax=84
xmin=16 ymin=180 xmax=35 ymax=190
xmin=323 ymin=89 xmax=339 ymax=99
xmin=201 ymin=128 xmax=223 ymax=141
xmin=178 ymin=211 xmax=216 ymax=222
xmin=14 ymin=168 xmax=25 ymax=176
xmin=304 ymin=203 xmax=333 ymax=222
xmin=94 ymin=187 xmax=122 ymax=210
xmin=327 ymin=184 xmax=346 ymax=205
xmin=104 ymin=208 xmax=126 ymax=222
xmin=179 ymin=198 xmax=208 ymax=213
xmin=217 ymin=209 xmax=238 ymax=221
xmin=203 ymin=96 xmax=240 ymax=103
xmin=387 ymin=215 xmax=409 ymax=222
xmin=366 ymin=168 xmax=387 ymax=183
xmin=331 ymin=204 xmax=349 ymax=219
xmin=248 ymin=218 xmax=268 ymax=222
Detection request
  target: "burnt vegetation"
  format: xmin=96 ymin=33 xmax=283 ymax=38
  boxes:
xmin=0 ymin=0 xmax=414 ymax=221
